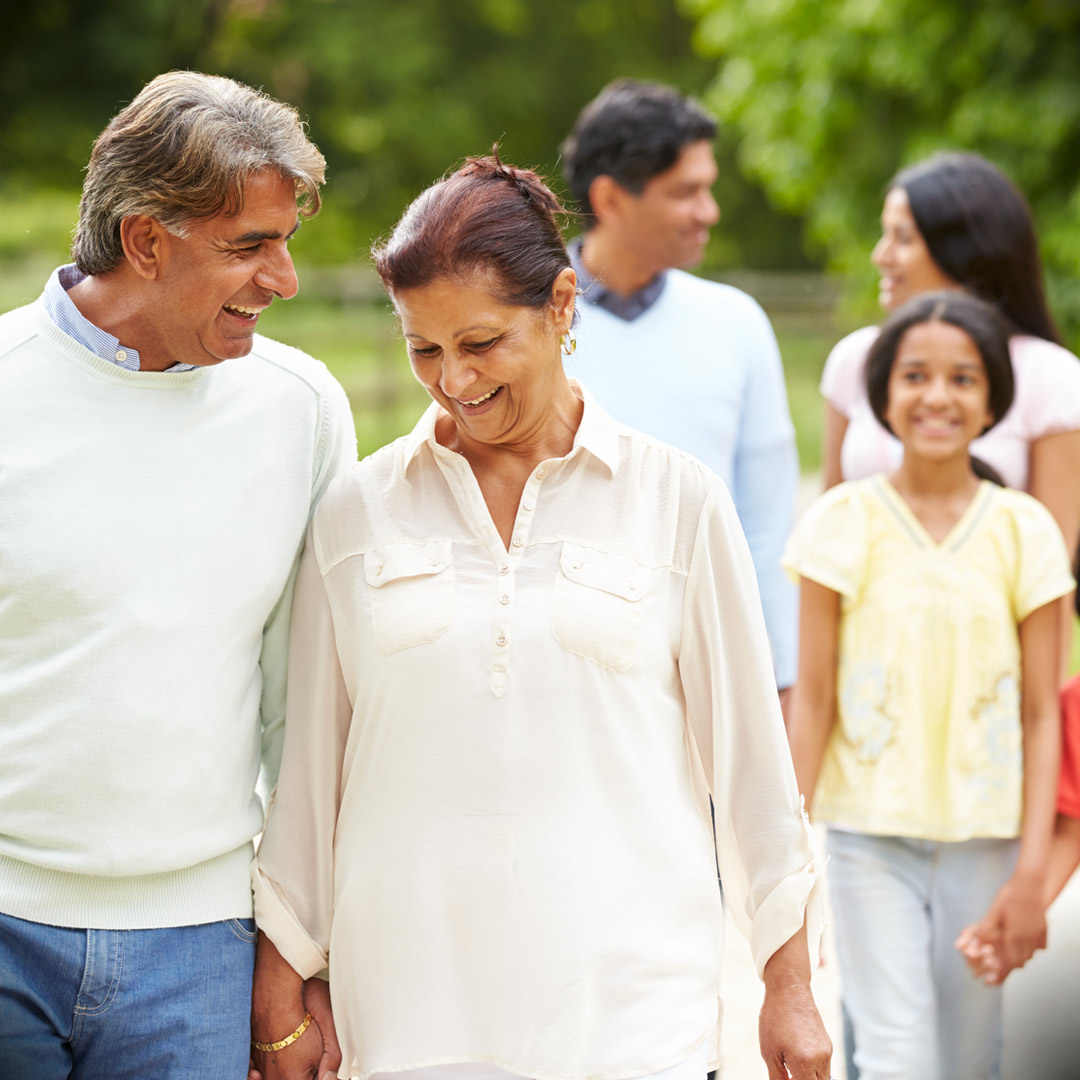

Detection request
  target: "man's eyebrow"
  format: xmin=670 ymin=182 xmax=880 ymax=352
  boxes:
xmin=230 ymin=220 xmax=302 ymax=244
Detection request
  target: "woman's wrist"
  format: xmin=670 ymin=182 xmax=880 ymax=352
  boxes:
xmin=252 ymin=1009 xmax=312 ymax=1052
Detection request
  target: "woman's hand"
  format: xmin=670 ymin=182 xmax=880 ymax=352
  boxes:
xmin=250 ymin=1011 xmax=324 ymax=1080
xmin=250 ymin=930 xmax=340 ymax=1080
xmin=955 ymin=873 xmax=1047 ymax=985
xmin=759 ymin=981 xmax=833 ymax=1080
xmin=759 ymin=924 xmax=833 ymax=1080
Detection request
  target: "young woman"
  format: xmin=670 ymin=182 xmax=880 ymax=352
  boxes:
xmin=788 ymin=292 xmax=1074 ymax=1079
xmin=821 ymin=153 xmax=1080 ymax=561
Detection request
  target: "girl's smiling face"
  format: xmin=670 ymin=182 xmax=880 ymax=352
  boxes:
xmin=884 ymin=320 xmax=995 ymax=464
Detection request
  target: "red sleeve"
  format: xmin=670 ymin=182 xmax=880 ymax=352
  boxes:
xmin=1058 ymin=676 xmax=1080 ymax=819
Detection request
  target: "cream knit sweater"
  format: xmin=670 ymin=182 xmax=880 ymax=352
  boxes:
xmin=0 ymin=295 xmax=356 ymax=929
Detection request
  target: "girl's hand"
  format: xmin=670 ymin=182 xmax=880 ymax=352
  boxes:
xmin=956 ymin=874 xmax=1047 ymax=985
xmin=954 ymin=925 xmax=1003 ymax=985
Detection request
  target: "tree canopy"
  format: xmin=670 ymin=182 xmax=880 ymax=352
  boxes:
xmin=682 ymin=0 xmax=1080 ymax=334
xmin=1 ymin=0 xmax=809 ymax=271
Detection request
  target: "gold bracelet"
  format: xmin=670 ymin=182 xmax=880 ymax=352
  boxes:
xmin=251 ymin=1011 xmax=312 ymax=1053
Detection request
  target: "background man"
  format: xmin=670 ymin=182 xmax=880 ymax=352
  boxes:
xmin=0 ymin=72 xmax=355 ymax=1077
xmin=562 ymin=79 xmax=799 ymax=712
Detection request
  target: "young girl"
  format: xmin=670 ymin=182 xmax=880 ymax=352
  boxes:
xmin=785 ymin=291 xmax=1074 ymax=1080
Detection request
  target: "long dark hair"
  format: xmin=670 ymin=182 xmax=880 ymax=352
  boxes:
xmin=891 ymin=152 xmax=1061 ymax=344
xmin=866 ymin=292 xmax=1016 ymax=484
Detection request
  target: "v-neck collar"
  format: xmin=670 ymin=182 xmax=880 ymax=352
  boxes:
xmin=873 ymin=474 xmax=995 ymax=551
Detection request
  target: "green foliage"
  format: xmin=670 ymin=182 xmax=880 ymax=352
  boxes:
xmin=0 ymin=0 xmax=811 ymax=271
xmin=682 ymin=0 xmax=1080 ymax=341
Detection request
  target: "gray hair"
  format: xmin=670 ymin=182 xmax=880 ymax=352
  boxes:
xmin=72 ymin=71 xmax=326 ymax=275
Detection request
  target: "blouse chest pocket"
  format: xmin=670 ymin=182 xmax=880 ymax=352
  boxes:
xmin=552 ymin=543 xmax=649 ymax=672
xmin=365 ymin=540 xmax=455 ymax=655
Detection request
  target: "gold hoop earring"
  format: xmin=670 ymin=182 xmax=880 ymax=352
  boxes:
xmin=560 ymin=330 xmax=577 ymax=357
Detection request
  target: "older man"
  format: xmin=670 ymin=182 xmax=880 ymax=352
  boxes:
xmin=0 ymin=72 xmax=355 ymax=1078
xmin=562 ymin=79 xmax=799 ymax=712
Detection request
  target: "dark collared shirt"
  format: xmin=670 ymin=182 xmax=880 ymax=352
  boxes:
xmin=568 ymin=237 xmax=666 ymax=323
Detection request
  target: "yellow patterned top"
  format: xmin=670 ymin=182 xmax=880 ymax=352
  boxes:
xmin=784 ymin=476 xmax=1074 ymax=841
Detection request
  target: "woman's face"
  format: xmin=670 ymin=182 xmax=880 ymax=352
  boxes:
xmin=395 ymin=269 xmax=576 ymax=451
xmin=871 ymin=188 xmax=958 ymax=311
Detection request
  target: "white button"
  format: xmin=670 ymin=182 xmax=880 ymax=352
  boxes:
xmin=499 ymin=565 xmax=510 ymax=576
xmin=512 ymin=536 xmax=523 ymax=547
xmin=523 ymin=499 xmax=535 ymax=511
xmin=496 ymin=634 xmax=507 ymax=647
xmin=115 ymin=349 xmax=128 ymax=362
xmin=499 ymin=593 xmax=510 ymax=605
xmin=628 ymin=579 xmax=638 ymax=591
xmin=572 ymin=560 xmax=584 ymax=570
xmin=428 ymin=557 xmax=440 ymax=567
xmin=375 ymin=566 xmax=383 ymax=577
xmin=536 ymin=468 xmax=546 ymax=479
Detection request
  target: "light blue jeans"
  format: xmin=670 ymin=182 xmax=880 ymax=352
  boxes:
xmin=0 ymin=912 xmax=256 ymax=1079
xmin=827 ymin=829 xmax=1018 ymax=1080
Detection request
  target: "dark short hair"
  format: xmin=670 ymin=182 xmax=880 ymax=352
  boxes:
xmin=561 ymin=79 xmax=717 ymax=222
xmin=372 ymin=153 xmax=571 ymax=311
xmin=891 ymin=153 xmax=1060 ymax=344
xmin=866 ymin=291 xmax=1016 ymax=451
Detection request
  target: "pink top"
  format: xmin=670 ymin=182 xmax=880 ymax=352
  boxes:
xmin=821 ymin=326 xmax=1080 ymax=491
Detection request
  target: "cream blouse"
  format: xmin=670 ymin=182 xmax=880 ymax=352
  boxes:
xmin=253 ymin=387 xmax=821 ymax=1080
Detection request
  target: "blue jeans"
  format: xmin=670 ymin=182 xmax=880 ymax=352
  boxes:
xmin=0 ymin=912 xmax=256 ymax=1079
xmin=827 ymin=830 xmax=1017 ymax=1080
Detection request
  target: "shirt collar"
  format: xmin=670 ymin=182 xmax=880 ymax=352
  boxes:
xmin=399 ymin=379 xmax=621 ymax=479
xmin=568 ymin=237 xmax=666 ymax=322
xmin=43 ymin=264 xmax=195 ymax=373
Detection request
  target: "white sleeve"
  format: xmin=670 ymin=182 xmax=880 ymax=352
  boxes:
xmin=679 ymin=483 xmax=823 ymax=978
xmin=253 ymin=523 xmax=353 ymax=979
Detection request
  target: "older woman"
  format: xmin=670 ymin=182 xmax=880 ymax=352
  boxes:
xmin=249 ymin=157 xmax=831 ymax=1080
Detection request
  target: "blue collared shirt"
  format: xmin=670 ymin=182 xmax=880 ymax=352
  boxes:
xmin=568 ymin=238 xmax=666 ymax=322
xmin=43 ymin=265 xmax=195 ymax=373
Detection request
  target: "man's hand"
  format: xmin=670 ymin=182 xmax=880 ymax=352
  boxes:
xmin=303 ymin=976 xmax=341 ymax=1080
xmin=250 ymin=931 xmax=340 ymax=1080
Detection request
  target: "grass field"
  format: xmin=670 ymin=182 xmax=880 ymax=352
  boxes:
xmin=0 ymin=188 xmax=865 ymax=470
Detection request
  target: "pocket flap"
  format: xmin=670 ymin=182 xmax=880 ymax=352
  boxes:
xmin=365 ymin=540 xmax=453 ymax=587
xmin=559 ymin=543 xmax=648 ymax=601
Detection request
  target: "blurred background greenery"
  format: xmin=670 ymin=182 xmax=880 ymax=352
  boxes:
xmin=2 ymin=0 xmax=1078 ymax=468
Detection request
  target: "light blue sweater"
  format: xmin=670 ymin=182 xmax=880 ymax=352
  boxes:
xmin=566 ymin=266 xmax=799 ymax=688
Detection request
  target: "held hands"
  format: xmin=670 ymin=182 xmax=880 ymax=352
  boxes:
xmin=955 ymin=873 xmax=1047 ymax=986
xmin=250 ymin=977 xmax=341 ymax=1080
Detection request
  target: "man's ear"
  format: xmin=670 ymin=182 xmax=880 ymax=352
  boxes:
xmin=587 ymin=175 xmax=632 ymax=226
xmin=119 ymin=215 xmax=167 ymax=280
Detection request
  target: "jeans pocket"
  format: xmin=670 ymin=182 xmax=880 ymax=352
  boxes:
xmin=365 ymin=540 xmax=455 ymax=655
xmin=552 ymin=543 xmax=649 ymax=671
xmin=226 ymin=917 xmax=257 ymax=944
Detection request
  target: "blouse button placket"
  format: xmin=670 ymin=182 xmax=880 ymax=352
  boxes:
xmin=489 ymin=467 xmax=547 ymax=697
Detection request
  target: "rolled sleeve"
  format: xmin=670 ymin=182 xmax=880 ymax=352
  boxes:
xmin=254 ymin=523 xmax=353 ymax=975
xmin=680 ymin=484 xmax=822 ymax=978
